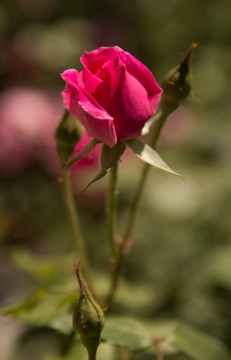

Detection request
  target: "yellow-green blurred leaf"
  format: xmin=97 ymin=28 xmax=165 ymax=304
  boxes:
xmin=102 ymin=316 xmax=153 ymax=352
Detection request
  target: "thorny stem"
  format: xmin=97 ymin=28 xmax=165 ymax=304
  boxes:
xmin=107 ymin=163 xmax=119 ymax=260
xmin=62 ymin=168 xmax=93 ymax=289
xmin=107 ymin=111 xmax=170 ymax=305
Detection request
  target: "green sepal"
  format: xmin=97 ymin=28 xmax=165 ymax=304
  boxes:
xmin=126 ymin=138 xmax=182 ymax=178
xmin=67 ymin=138 xmax=100 ymax=169
xmin=161 ymin=43 xmax=197 ymax=115
xmin=55 ymin=110 xmax=82 ymax=164
xmin=83 ymin=142 xmax=126 ymax=191
xmin=73 ymin=262 xmax=105 ymax=360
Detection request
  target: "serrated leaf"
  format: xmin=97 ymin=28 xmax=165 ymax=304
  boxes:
xmin=126 ymin=138 xmax=182 ymax=178
xmin=83 ymin=142 xmax=125 ymax=191
xmin=101 ymin=316 xmax=153 ymax=352
xmin=173 ymin=322 xmax=231 ymax=360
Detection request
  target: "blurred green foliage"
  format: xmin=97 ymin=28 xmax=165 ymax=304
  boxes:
xmin=1 ymin=0 xmax=231 ymax=359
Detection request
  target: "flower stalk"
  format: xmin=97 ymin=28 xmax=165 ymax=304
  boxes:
xmin=55 ymin=110 xmax=94 ymax=288
xmin=107 ymin=163 xmax=119 ymax=260
xmin=107 ymin=111 xmax=167 ymax=305
xmin=62 ymin=168 xmax=93 ymax=289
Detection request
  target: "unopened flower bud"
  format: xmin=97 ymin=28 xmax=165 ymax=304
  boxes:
xmin=55 ymin=110 xmax=82 ymax=164
xmin=161 ymin=43 xmax=197 ymax=114
xmin=73 ymin=262 xmax=104 ymax=360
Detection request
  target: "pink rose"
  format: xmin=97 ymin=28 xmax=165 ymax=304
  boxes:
xmin=61 ymin=46 xmax=162 ymax=147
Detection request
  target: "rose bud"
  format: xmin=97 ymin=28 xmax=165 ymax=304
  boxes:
xmin=161 ymin=43 xmax=197 ymax=114
xmin=73 ymin=262 xmax=105 ymax=360
xmin=55 ymin=110 xmax=82 ymax=164
xmin=61 ymin=46 xmax=162 ymax=147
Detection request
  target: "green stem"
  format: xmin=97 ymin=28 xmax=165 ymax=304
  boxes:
xmin=88 ymin=350 xmax=97 ymax=360
xmin=107 ymin=111 xmax=169 ymax=305
xmin=123 ymin=112 xmax=168 ymax=240
xmin=107 ymin=163 xmax=119 ymax=260
xmin=62 ymin=168 xmax=93 ymax=289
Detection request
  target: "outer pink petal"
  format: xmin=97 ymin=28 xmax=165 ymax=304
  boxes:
xmin=115 ymin=46 xmax=162 ymax=105
xmin=61 ymin=68 xmax=79 ymax=83
xmin=149 ymin=91 xmax=162 ymax=114
xmin=61 ymin=70 xmax=82 ymax=120
xmin=108 ymin=66 xmax=153 ymax=141
xmin=61 ymin=70 xmax=117 ymax=147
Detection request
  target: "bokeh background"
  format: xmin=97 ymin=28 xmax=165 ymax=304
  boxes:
xmin=1 ymin=0 xmax=231 ymax=359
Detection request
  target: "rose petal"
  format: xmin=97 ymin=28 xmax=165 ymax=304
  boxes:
xmin=149 ymin=91 xmax=163 ymax=114
xmin=61 ymin=68 xmax=78 ymax=83
xmin=108 ymin=66 xmax=152 ymax=141
xmin=61 ymin=70 xmax=117 ymax=147
xmin=115 ymin=46 xmax=162 ymax=104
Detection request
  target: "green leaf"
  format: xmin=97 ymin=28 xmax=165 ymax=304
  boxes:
xmin=12 ymin=248 xmax=63 ymax=284
xmin=11 ymin=248 xmax=76 ymax=292
xmin=101 ymin=316 xmax=153 ymax=352
xmin=83 ymin=142 xmax=125 ymax=191
xmin=0 ymin=290 xmax=77 ymax=335
xmin=126 ymin=138 xmax=182 ymax=178
xmin=141 ymin=112 xmax=160 ymax=136
xmin=172 ymin=322 xmax=231 ymax=360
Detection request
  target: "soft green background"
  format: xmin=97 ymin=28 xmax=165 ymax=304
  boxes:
xmin=0 ymin=0 xmax=231 ymax=359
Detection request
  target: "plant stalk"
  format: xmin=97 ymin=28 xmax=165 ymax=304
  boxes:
xmin=107 ymin=163 xmax=119 ymax=260
xmin=62 ymin=168 xmax=93 ymax=289
xmin=88 ymin=350 xmax=97 ymax=360
xmin=107 ymin=111 xmax=169 ymax=305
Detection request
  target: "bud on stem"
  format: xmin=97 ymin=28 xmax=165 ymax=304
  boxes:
xmin=161 ymin=43 xmax=198 ymax=114
xmin=55 ymin=110 xmax=82 ymax=165
xmin=73 ymin=261 xmax=105 ymax=360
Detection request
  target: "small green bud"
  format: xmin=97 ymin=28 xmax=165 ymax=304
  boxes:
xmin=55 ymin=110 xmax=82 ymax=164
xmin=73 ymin=262 xmax=105 ymax=360
xmin=161 ymin=43 xmax=197 ymax=114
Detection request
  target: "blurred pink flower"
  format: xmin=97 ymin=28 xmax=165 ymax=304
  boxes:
xmin=0 ymin=88 xmax=99 ymax=176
